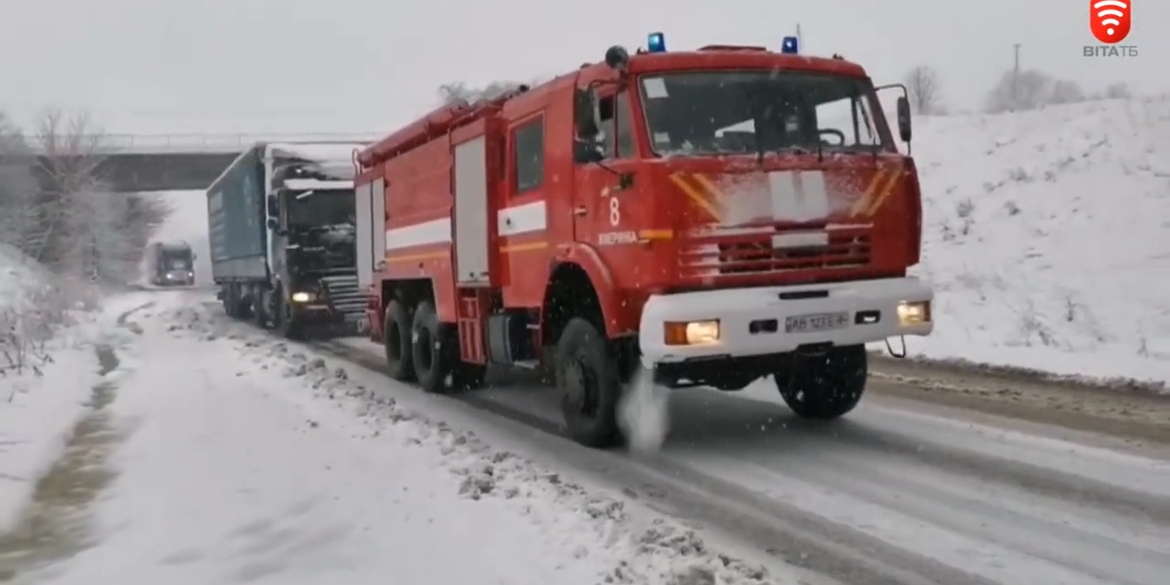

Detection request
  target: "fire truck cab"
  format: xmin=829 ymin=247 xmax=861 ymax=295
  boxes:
xmin=354 ymin=34 xmax=933 ymax=448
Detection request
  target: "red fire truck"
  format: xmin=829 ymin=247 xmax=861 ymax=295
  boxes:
xmin=353 ymin=34 xmax=933 ymax=448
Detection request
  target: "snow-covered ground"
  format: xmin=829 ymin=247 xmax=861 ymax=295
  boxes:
xmin=0 ymin=241 xmax=156 ymax=534
xmin=137 ymin=190 xmax=210 ymax=285
xmin=6 ymin=291 xmax=789 ymax=585
xmin=888 ymin=97 xmax=1170 ymax=386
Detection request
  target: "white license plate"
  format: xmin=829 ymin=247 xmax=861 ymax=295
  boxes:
xmin=785 ymin=312 xmax=849 ymax=333
xmin=354 ymin=317 xmax=369 ymax=333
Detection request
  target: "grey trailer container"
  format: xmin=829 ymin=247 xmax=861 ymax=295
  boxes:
xmin=207 ymin=146 xmax=267 ymax=282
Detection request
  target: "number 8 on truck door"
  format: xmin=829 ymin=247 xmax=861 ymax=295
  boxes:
xmin=609 ymin=197 xmax=621 ymax=226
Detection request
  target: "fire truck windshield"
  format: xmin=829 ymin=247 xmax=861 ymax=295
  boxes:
xmin=638 ymin=70 xmax=886 ymax=157
xmin=286 ymin=190 xmax=355 ymax=228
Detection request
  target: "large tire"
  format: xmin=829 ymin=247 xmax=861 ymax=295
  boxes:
xmin=774 ymin=345 xmax=867 ymax=419
xmin=555 ymin=317 xmax=622 ymax=448
xmin=276 ymin=294 xmax=305 ymax=340
xmin=383 ymin=299 xmax=415 ymax=381
xmin=252 ymin=289 xmax=271 ymax=330
xmin=411 ymin=300 xmax=450 ymax=393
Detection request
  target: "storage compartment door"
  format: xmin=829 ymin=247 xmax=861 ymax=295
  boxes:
xmin=354 ymin=180 xmax=375 ymax=288
xmin=453 ymin=136 xmax=490 ymax=284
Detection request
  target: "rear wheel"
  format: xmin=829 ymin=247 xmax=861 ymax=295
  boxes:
xmin=383 ymin=299 xmax=415 ymax=381
xmin=411 ymin=300 xmax=449 ymax=393
xmin=555 ymin=317 xmax=622 ymax=448
xmin=774 ymin=345 xmax=867 ymax=419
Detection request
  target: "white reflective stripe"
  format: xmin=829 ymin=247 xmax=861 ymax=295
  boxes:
xmin=772 ymin=231 xmax=829 ymax=248
xmin=385 ymin=218 xmax=451 ymax=250
xmin=770 ymin=170 xmax=829 ymax=221
xmin=384 ymin=200 xmax=547 ymax=251
xmin=498 ymin=200 xmax=546 ymax=236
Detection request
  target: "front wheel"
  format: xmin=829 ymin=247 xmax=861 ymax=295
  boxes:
xmin=555 ymin=317 xmax=622 ymax=448
xmin=774 ymin=345 xmax=867 ymax=419
xmin=276 ymin=294 xmax=304 ymax=340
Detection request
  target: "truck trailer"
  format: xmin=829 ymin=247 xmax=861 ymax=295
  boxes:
xmin=206 ymin=141 xmax=369 ymax=339
xmin=145 ymin=241 xmax=195 ymax=286
xmin=353 ymin=35 xmax=934 ymax=448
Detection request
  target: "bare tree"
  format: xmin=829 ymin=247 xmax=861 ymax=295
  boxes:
xmin=31 ymin=109 xmax=171 ymax=285
xmin=903 ymin=65 xmax=943 ymax=115
xmin=984 ymin=69 xmax=1086 ymax=113
xmin=0 ymin=112 xmax=41 ymax=256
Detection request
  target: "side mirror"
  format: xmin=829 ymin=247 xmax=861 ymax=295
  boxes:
xmin=896 ymin=96 xmax=912 ymax=143
xmin=574 ymin=88 xmax=600 ymax=139
xmin=266 ymin=217 xmax=279 ymax=230
xmin=266 ymin=193 xmax=279 ymax=217
xmin=573 ymin=141 xmax=604 ymax=164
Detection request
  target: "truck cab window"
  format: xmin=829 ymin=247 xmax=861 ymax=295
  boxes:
xmin=513 ymin=118 xmax=545 ymax=193
xmin=638 ymin=72 xmax=885 ymax=156
xmin=594 ymin=92 xmax=634 ymax=159
xmin=597 ymin=95 xmax=615 ymax=158
xmin=614 ymin=91 xmax=635 ymax=158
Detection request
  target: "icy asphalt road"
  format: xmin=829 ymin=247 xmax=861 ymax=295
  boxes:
xmin=203 ymin=288 xmax=1169 ymax=585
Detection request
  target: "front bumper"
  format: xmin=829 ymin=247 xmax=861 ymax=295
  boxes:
xmin=639 ymin=277 xmax=933 ymax=367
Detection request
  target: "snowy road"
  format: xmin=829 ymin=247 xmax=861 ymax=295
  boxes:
xmin=11 ymin=288 xmax=1168 ymax=585
xmin=326 ymin=341 xmax=1170 ymax=585
xmin=321 ymin=327 xmax=1170 ymax=583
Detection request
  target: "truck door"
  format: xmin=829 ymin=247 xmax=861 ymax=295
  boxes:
xmin=452 ymin=134 xmax=492 ymax=284
xmin=572 ymin=78 xmax=643 ymax=248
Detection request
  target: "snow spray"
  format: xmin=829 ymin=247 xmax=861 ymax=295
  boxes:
xmin=617 ymin=366 xmax=670 ymax=455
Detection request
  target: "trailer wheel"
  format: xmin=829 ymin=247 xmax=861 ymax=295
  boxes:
xmin=252 ymin=289 xmax=270 ymax=329
xmin=555 ymin=317 xmax=621 ymax=448
xmin=774 ymin=345 xmax=867 ymax=420
xmin=383 ymin=299 xmax=415 ymax=381
xmin=410 ymin=300 xmax=450 ymax=393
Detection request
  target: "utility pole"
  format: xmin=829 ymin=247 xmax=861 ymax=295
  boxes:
xmin=796 ymin=23 xmax=803 ymax=49
xmin=1011 ymin=43 xmax=1022 ymax=111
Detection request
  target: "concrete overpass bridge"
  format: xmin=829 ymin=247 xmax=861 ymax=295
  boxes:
xmin=31 ymin=132 xmax=383 ymax=193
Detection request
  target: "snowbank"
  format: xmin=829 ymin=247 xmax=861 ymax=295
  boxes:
xmin=889 ymin=97 xmax=1170 ymax=386
xmin=0 ymin=255 xmax=153 ymax=535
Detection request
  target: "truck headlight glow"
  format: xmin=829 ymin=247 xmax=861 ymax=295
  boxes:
xmin=291 ymin=291 xmax=315 ymax=303
xmin=664 ymin=320 xmax=720 ymax=346
xmin=896 ymin=301 xmax=931 ymax=325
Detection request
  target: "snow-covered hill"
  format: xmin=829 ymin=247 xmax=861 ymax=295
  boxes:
xmin=898 ymin=97 xmax=1170 ymax=385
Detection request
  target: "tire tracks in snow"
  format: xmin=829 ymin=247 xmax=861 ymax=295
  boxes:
xmin=0 ymin=301 xmax=152 ymax=583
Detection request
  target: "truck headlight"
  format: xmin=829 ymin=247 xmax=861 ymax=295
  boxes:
xmin=664 ymin=320 xmax=720 ymax=346
xmin=291 ymin=291 xmax=315 ymax=303
xmin=896 ymin=301 xmax=931 ymax=325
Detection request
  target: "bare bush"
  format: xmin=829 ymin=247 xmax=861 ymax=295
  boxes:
xmin=984 ymin=69 xmax=1086 ymax=113
xmin=903 ymin=65 xmax=943 ymax=114
xmin=1102 ymin=82 xmax=1132 ymax=99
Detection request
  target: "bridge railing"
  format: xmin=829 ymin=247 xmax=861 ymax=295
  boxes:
xmin=35 ymin=132 xmax=387 ymax=154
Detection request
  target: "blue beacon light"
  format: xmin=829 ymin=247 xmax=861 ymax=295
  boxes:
xmin=781 ymin=36 xmax=799 ymax=54
xmin=647 ymin=32 xmax=666 ymax=53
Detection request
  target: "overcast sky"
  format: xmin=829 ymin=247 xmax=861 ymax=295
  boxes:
xmin=1 ymin=0 xmax=1164 ymax=136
